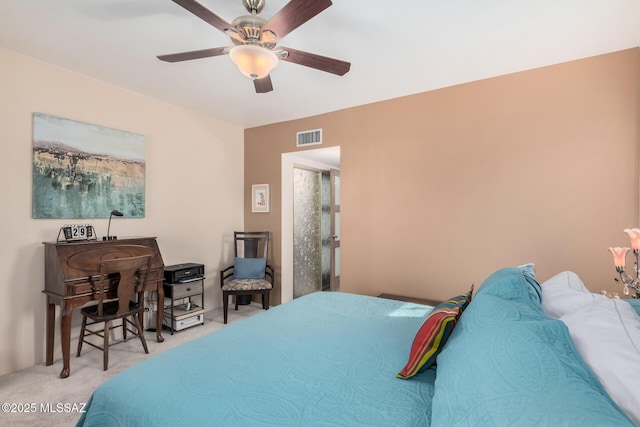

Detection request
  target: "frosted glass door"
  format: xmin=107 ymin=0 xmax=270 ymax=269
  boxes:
xmin=293 ymin=168 xmax=321 ymax=298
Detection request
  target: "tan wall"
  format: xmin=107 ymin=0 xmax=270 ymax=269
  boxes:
xmin=0 ymin=48 xmax=245 ymax=376
xmin=245 ymin=48 xmax=640 ymax=305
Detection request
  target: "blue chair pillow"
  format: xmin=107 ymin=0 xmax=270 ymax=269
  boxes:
xmin=233 ymin=257 xmax=266 ymax=279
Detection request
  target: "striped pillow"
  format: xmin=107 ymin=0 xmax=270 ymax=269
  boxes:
xmin=396 ymin=286 xmax=474 ymax=379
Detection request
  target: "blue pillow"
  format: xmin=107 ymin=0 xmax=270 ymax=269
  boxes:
xmin=431 ymin=267 xmax=636 ymax=426
xmin=233 ymin=257 xmax=266 ymax=279
xmin=477 ymin=266 xmax=542 ymax=307
xmin=627 ymin=299 xmax=640 ymax=316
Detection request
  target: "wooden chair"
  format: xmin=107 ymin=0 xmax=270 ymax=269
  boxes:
xmin=220 ymin=231 xmax=274 ymax=324
xmin=77 ymin=254 xmax=153 ymax=371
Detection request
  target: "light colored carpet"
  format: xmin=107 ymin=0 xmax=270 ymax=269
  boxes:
xmin=0 ymin=304 xmax=263 ymax=427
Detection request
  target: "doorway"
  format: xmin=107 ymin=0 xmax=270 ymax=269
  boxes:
xmin=281 ymin=147 xmax=340 ymax=303
xmin=292 ymin=167 xmax=341 ymax=298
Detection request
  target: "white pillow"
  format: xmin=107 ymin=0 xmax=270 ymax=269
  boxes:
xmin=542 ymin=270 xmax=589 ymax=292
xmin=560 ymin=297 xmax=640 ymax=425
xmin=540 ymin=271 xmax=605 ymax=318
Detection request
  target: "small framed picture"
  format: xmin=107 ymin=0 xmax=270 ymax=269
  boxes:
xmin=252 ymin=184 xmax=270 ymax=213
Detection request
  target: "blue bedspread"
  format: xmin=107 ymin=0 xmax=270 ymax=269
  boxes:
xmin=77 ymin=292 xmax=436 ymax=427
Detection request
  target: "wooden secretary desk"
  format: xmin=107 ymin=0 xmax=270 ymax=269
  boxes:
xmin=43 ymin=237 xmax=165 ymax=378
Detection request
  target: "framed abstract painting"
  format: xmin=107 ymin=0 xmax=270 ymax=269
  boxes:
xmin=32 ymin=113 xmax=146 ymax=219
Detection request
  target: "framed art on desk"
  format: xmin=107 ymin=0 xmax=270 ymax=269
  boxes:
xmin=252 ymin=184 xmax=270 ymax=213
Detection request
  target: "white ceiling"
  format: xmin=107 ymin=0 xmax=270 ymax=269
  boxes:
xmin=1 ymin=1 xmax=639 ymax=129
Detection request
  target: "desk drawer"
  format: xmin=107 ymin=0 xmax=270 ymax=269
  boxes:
xmin=68 ymin=280 xmax=112 ymax=296
xmin=164 ymin=281 xmax=203 ymax=299
xmin=145 ymin=269 xmax=163 ymax=285
xmin=67 ymin=268 xmax=163 ymax=296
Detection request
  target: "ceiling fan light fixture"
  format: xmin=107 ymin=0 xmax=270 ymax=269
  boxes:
xmin=229 ymin=45 xmax=278 ymax=80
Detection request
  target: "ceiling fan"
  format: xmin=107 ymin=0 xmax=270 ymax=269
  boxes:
xmin=157 ymin=0 xmax=351 ymax=93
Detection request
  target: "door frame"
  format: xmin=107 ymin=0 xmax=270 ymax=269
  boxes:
xmin=281 ymin=147 xmax=340 ymax=303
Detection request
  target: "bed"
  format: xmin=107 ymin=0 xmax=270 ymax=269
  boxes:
xmin=77 ymin=267 xmax=640 ymax=426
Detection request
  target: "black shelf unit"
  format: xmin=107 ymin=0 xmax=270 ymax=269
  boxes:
xmin=163 ymin=274 xmax=205 ymax=335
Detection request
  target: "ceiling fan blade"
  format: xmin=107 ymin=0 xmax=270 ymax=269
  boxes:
xmin=157 ymin=47 xmax=227 ymax=62
xmin=262 ymin=0 xmax=332 ymax=41
xmin=280 ymin=47 xmax=350 ymax=76
xmin=254 ymin=75 xmax=274 ymax=93
xmin=171 ymin=0 xmax=232 ymax=33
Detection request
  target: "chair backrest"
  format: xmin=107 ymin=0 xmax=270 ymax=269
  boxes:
xmin=97 ymin=255 xmax=153 ymax=316
xmin=234 ymin=231 xmax=269 ymax=260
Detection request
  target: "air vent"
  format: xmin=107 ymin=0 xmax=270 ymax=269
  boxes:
xmin=296 ymin=129 xmax=322 ymax=147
